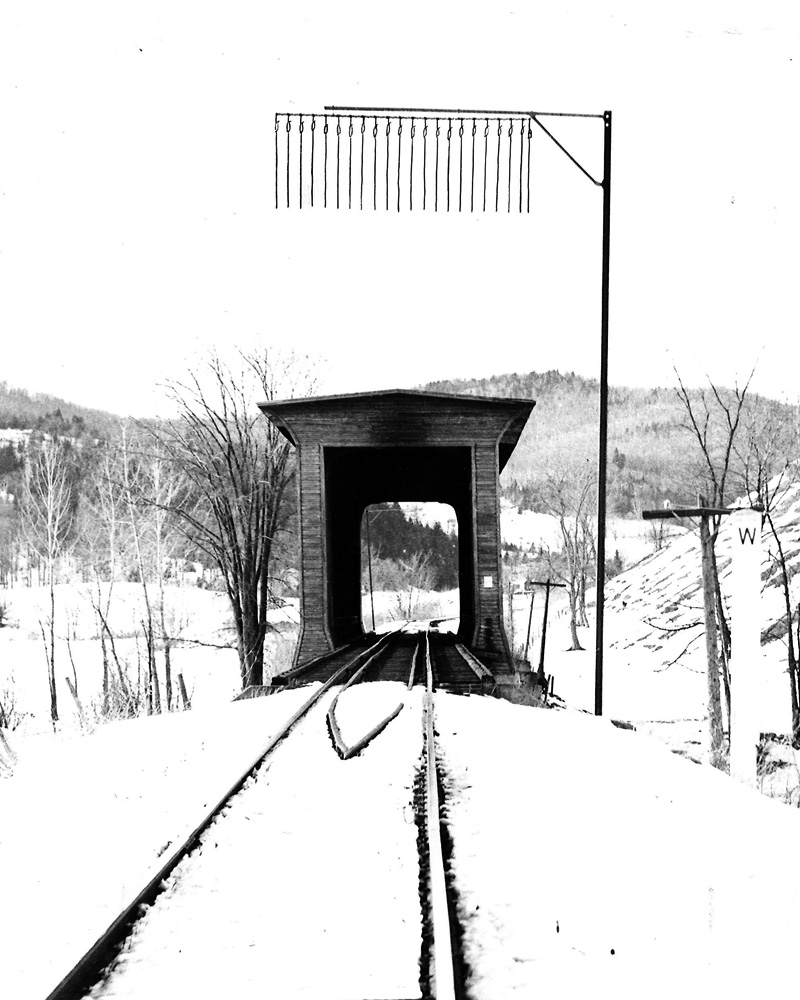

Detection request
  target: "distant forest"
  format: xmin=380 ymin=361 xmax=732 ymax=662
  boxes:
xmin=422 ymin=370 xmax=797 ymax=514
xmin=365 ymin=502 xmax=458 ymax=590
xmin=0 ymin=381 xmax=120 ymax=438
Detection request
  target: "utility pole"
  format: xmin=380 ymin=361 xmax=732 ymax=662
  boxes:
xmin=524 ymin=586 xmax=535 ymax=662
xmin=524 ymin=579 xmax=567 ymax=678
xmin=642 ymin=503 xmax=763 ymax=779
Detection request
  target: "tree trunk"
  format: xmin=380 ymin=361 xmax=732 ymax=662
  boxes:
xmin=163 ymin=640 xmax=173 ymax=712
xmin=578 ymin=570 xmax=589 ymax=626
xmin=765 ymin=510 xmax=800 ymax=741
xmin=48 ymin=568 xmax=58 ymax=724
xmin=146 ymin=620 xmax=161 ymax=714
xmin=158 ymin=589 xmax=173 ymax=712
xmin=567 ymin=585 xmax=584 ymax=651
xmin=177 ymin=672 xmax=191 ymax=710
xmin=796 ymin=604 xmax=800 ymax=745
xmin=241 ymin=612 xmax=263 ymax=687
xmin=700 ymin=509 xmax=725 ymax=769
xmin=709 ymin=538 xmax=732 ymax=732
xmin=100 ymin=626 xmax=110 ymax=714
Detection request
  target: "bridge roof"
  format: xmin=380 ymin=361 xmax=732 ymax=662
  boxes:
xmin=258 ymin=388 xmax=535 ymax=470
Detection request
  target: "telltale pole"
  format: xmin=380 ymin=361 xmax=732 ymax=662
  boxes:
xmin=595 ymin=110 xmax=612 ymax=717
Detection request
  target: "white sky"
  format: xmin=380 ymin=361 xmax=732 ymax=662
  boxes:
xmin=1 ymin=2 xmax=798 ymax=415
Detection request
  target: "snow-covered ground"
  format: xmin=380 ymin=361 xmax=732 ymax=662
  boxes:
xmin=0 ymin=688 xmax=317 ymax=1000
xmin=3 ymin=489 xmax=800 ymax=996
xmin=0 ymin=582 xmax=299 ymax=736
xmin=89 ymin=684 xmax=424 ymax=1000
xmin=3 ymin=682 xmax=800 ymax=998
xmin=364 ymin=586 xmax=460 ymax=633
xmin=401 ymin=497 xmax=680 ymax=568
xmin=499 ymin=498 xmax=688 ymax=568
xmin=506 ymin=484 xmax=800 ymax=798
xmin=438 ymin=694 xmax=800 ymax=999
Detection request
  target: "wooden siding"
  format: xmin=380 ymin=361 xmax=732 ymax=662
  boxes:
xmin=294 ymin=443 xmax=333 ymax=664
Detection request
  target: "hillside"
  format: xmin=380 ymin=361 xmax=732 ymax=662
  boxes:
xmin=3 ymin=368 xmax=796 ymax=534
xmin=423 ymin=371 xmax=797 ymax=515
xmin=0 ymin=381 xmax=122 ymax=440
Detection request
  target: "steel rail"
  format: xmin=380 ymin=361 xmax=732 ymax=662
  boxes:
xmin=326 ymin=630 xmax=409 ymax=758
xmin=423 ymin=631 xmax=459 ymax=1000
xmin=43 ymin=634 xmax=394 ymax=1000
xmin=454 ymin=642 xmax=493 ymax=680
xmin=327 ymin=629 xmax=423 ymax=758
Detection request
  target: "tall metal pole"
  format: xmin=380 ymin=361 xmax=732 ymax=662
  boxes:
xmin=595 ymin=110 xmax=612 ymax=717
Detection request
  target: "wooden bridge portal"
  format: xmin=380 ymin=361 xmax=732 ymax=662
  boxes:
xmin=259 ymin=389 xmax=534 ymax=673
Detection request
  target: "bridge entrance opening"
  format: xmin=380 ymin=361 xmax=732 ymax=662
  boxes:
xmin=360 ymin=502 xmax=460 ymax=634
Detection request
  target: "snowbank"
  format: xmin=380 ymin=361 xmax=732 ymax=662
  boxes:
xmin=437 ymin=694 xmax=800 ymax=998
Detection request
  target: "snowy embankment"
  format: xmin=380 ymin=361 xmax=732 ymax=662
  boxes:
xmin=600 ymin=487 xmax=800 ymax=741
xmin=507 ymin=485 xmax=800 ymax=792
xmin=437 ymin=694 xmax=800 ymax=999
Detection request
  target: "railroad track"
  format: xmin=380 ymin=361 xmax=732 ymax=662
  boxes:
xmin=45 ymin=630 xmax=468 ymax=1000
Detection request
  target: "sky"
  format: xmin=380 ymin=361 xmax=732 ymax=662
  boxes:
xmin=1 ymin=2 xmax=798 ymax=416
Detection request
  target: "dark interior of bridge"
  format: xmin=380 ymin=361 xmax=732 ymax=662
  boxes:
xmin=324 ymin=446 xmax=475 ymax=646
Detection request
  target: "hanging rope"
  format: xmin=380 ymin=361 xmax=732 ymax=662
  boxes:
xmin=518 ymin=116 xmax=524 ymax=214
xmin=435 ymin=120 xmax=440 ymax=212
xmin=298 ymin=115 xmax=304 ymax=209
xmin=336 ymin=117 xmax=341 ymax=209
xmin=373 ymin=118 xmax=378 ymax=210
xmin=495 ymin=120 xmax=502 ymax=212
xmin=527 ymin=120 xmax=532 ymax=213
xmin=507 ymin=119 xmax=513 ymax=213
xmin=396 ymin=119 xmax=402 ymax=212
xmin=286 ymin=116 xmax=291 ymax=209
xmin=422 ymin=119 xmax=428 ymax=210
xmin=348 ymin=117 xmax=353 ymax=210
xmin=446 ymin=119 xmax=452 ymax=212
xmin=483 ymin=120 xmax=489 ymax=211
xmin=360 ymin=117 xmax=365 ymax=210
xmin=310 ymin=116 xmax=316 ymax=207
xmin=323 ymin=116 xmax=329 ymax=208
xmin=458 ymin=120 xmax=464 ymax=212
xmin=385 ymin=120 xmax=391 ymax=211
xmin=274 ymin=116 xmax=279 ymax=210
xmin=409 ymin=118 xmax=415 ymax=211
xmin=470 ymin=119 xmax=476 ymax=212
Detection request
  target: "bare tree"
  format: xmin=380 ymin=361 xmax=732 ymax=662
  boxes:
xmin=19 ymin=438 xmax=75 ymax=724
xmin=148 ymin=347 xmax=316 ymax=689
xmin=120 ymin=426 xmax=163 ymax=714
xmin=736 ymin=403 xmax=800 ymax=742
xmin=393 ymin=551 xmax=437 ymax=620
xmin=540 ymin=468 xmax=595 ymax=651
xmin=77 ymin=442 xmax=138 ymax=716
xmin=674 ymin=368 xmax=754 ymax=751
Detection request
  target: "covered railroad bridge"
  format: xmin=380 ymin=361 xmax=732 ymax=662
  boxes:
xmin=259 ymin=389 xmax=534 ymax=674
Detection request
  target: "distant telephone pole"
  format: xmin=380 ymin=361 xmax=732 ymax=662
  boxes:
xmin=524 ymin=579 xmax=567 ymax=678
